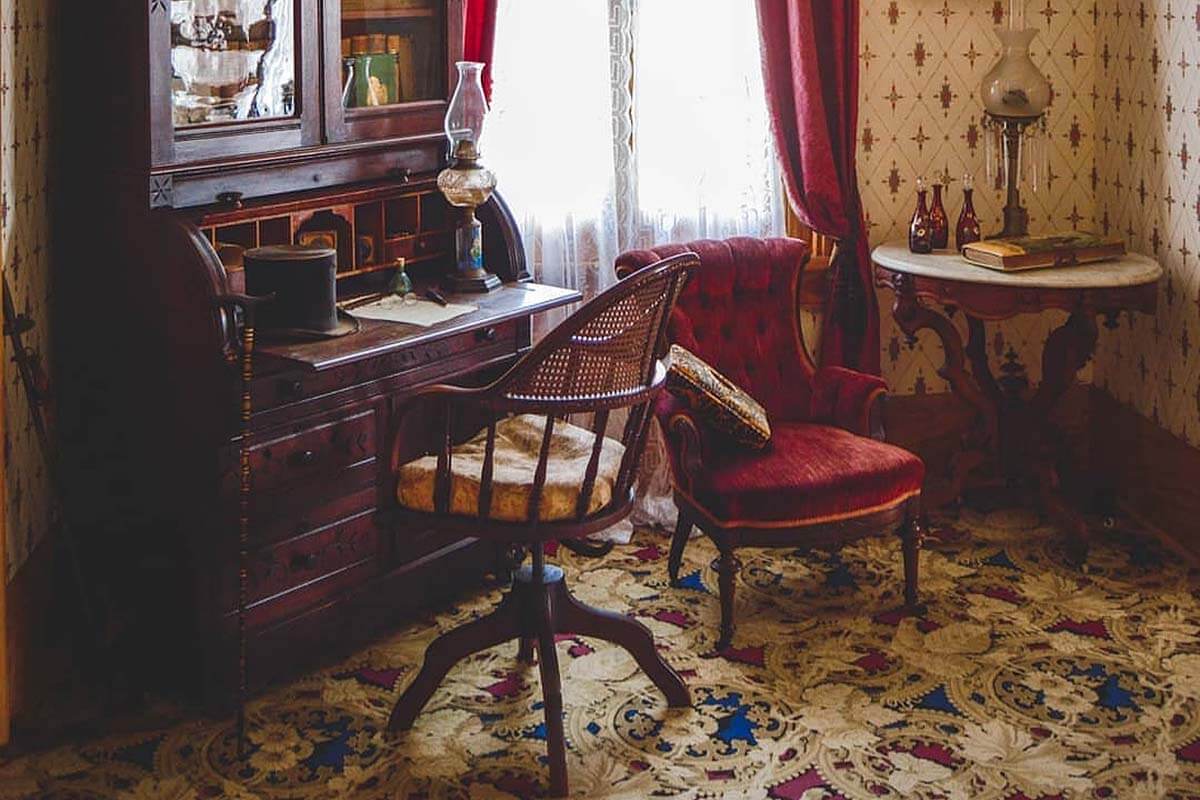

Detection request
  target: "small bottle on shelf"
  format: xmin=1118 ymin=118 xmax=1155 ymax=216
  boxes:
xmin=909 ymin=178 xmax=933 ymax=254
xmin=955 ymin=174 xmax=982 ymax=251
xmin=929 ymin=181 xmax=949 ymax=249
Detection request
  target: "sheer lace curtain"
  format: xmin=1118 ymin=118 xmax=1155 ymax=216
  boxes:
xmin=487 ymin=0 xmax=627 ymax=334
xmin=632 ymin=0 xmax=783 ymax=247
xmin=486 ymin=0 xmax=782 ymax=531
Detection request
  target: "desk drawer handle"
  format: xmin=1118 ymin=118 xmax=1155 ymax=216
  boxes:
xmin=477 ymin=327 xmax=498 ymax=342
xmin=280 ymin=379 xmax=304 ymax=399
xmin=290 ymin=553 xmax=319 ymax=571
xmin=290 ymin=449 xmax=319 ymax=468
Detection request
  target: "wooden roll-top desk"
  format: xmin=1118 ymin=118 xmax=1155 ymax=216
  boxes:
xmin=56 ymin=1 xmax=574 ymax=700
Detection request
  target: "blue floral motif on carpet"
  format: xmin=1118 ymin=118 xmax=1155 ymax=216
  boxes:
xmin=3 ymin=508 xmax=1200 ymax=798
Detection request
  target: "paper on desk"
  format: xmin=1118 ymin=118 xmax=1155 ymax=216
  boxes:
xmin=350 ymin=296 xmax=477 ymax=327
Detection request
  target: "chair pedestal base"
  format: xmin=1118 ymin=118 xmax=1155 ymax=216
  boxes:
xmin=389 ymin=564 xmax=690 ymax=797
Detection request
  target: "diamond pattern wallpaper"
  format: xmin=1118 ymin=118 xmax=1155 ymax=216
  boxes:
xmin=1 ymin=0 xmax=53 ymax=579
xmin=860 ymin=0 xmax=1098 ymax=395
xmin=1093 ymin=1 xmax=1200 ymax=447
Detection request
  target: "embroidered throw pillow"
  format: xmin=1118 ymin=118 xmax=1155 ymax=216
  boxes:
xmin=666 ymin=344 xmax=771 ymax=449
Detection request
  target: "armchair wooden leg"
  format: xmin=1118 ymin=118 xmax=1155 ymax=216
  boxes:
xmin=535 ymin=594 xmax=568 ymax=798
xmin=899 ymin=518 xmax=924 ymax=613
xmin=389 ymin=596 xmax=522 ymax=732
xmin=716 ymin=547 xmax=740 ymax=651
xmin=668 ymin=512 xmax=693 ymax=585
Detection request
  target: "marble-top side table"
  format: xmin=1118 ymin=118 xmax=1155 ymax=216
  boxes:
xmin=872 ymin=242 xmax=1162 ymax=564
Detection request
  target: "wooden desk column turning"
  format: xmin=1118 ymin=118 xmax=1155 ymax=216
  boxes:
xmin=873 ymin=243 xmax=1162 ymax=563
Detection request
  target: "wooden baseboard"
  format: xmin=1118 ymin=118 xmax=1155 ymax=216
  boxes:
xmin=1087 ymin=388 xmax=1200 ymax=562
xmin=883 ymin=387 xmax=1200 ymax=562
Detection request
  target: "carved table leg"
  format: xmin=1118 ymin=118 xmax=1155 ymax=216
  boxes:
xmin=1028 ymin=309 xmax=1100 ymax=568
xmin=892 ymin=275 xmax=999 ymax=500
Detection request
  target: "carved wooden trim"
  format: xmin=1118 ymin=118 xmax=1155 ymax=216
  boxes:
xmin=150 ymin=174 xmax=174 ymax=209
xmin=874 ymin=265 xmax=1158 ymax=319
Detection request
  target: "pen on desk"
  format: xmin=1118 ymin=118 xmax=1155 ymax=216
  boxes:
xmin=424 ymin=288 xmax=448 ymax=306
xmin=339 ymin=292 xmax=385 ymax=310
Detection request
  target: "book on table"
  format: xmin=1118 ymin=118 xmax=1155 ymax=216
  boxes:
xmin=962 ymin=232 xmax=1126 ymax=272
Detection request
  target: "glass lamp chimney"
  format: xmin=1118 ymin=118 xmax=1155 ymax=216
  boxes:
xmin=445 ymin=61 xmax=488 ymax=160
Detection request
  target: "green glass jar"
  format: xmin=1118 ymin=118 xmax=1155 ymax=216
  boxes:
xmin=387 ymin=257 xmax=413 ymax=296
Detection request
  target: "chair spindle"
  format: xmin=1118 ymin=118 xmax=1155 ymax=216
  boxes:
xmin=477 ymin=416 xmax=498 ymax=518
xmin=575 ymin=408 xmax=611 ymax=520
xmin=435 ymin=404 xmax=453 ymax=514
xmin=527 ymin=415 xmax=557 ymax=523
xmin=614 ymin=401 xmax=651 ymax=498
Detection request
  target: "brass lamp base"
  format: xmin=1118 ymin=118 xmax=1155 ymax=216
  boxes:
xmin=451 ymin=268 xmax=502 ymax=293
xmin=986 ymin=112 xmax=1042 ymax=239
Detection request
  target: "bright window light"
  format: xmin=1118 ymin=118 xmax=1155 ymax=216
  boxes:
xmin=486 ymin=0 xmax=617 ymax=219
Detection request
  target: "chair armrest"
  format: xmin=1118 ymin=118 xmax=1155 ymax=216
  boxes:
xmin=809 ymin=366 xmax=888 ymax=439
xmin=389 ymin=382 xmax=491 ymax=472
xmin=654 ymin=390 xmax=711 ymax=493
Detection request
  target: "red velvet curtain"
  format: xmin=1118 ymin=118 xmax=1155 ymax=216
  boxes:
xmin=464 ymin=0 xmax=498 ymax=100
xmin=755 ymin=0 xmax=880 ymax=374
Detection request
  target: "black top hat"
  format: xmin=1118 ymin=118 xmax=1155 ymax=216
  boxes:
xmin=243 ymin=245 xmax=359 ymax=340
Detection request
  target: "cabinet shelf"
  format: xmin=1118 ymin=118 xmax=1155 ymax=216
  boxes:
xmin=341 ymin=8 xmax=438 ymax=21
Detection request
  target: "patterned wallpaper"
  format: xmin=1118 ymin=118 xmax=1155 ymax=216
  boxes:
xmin=1 ymin=0 xmax=54 ymax=580
xmin=1093 ymin=2 xmax=1200 ymax=447
xmin=860 ymin=0 xmax=1098 ymax=394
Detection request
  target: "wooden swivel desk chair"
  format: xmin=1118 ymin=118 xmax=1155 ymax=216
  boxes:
xmin=386 ymin=254 xmax=696 ymax=797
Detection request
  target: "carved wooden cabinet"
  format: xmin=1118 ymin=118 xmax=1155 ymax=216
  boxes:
xmin=56 ymin=2 xmax=568 ymax=700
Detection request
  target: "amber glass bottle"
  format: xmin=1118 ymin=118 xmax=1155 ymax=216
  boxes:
xmin=909 ymin=178 xmax=933 ymax=254
xmin=955 ymin=175 xmax=982 ymax=251
xmin=929 ymin=182 xmax=949 ymax=249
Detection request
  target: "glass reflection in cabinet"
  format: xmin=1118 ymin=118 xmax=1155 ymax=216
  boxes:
xmin=340 ymin=1 xmax=445 ymax=109
xmin=172 ymin=0 xmax=297 ymax=128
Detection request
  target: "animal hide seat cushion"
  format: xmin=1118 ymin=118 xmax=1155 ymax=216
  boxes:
xmin=397 ymin=414 xmax=626 ymax=522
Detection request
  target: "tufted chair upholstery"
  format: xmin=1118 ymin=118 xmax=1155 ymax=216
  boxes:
xmin=620 ymin=238 xmax=814 ymax=421
xmin=616 ymin=237 xmax=925 ymax=650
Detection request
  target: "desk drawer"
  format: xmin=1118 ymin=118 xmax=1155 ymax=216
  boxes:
xmin=251 ymin=321 xmax=519 ymax=411
xmin=224 ymin=509 xmax=379 ymax=613
xmin=248 ymin=409 xmax=376 ymax=494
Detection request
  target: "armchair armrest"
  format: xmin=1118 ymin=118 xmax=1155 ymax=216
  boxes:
xmin=809 ymin=366 xmax=888 ymax=439
xmin=654 ymin=390 xmax=713 ymax=494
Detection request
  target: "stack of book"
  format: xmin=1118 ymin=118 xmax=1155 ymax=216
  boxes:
xmin=962 ymin=233 xmax=1125 ymax=272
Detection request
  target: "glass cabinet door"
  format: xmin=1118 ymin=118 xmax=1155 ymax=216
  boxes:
xmin=324 ymin=0 xmax=463 ymax=143
xmin=171 ymin=0 xmax=298 ymax=127
xmin=151 ymin=0 xmax=320 ymax=168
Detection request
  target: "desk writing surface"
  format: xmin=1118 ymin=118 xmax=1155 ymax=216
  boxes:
xmin=872 ymin=242 xmax=1163 ymax=290
xmin=256 ymin=282 xmax=581 ymax=373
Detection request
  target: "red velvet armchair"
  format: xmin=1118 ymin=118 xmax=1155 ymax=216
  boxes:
xmin=616 ymin=237 xmax=925 ymax=649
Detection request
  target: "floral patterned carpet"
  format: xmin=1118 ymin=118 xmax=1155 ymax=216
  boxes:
xmin=3 ymin=508 xmax=1200 ymax=799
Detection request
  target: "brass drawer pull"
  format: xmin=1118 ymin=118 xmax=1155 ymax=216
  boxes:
xmin=290 ymin=449 xmax=319 ymax=467
xmin=279 ymin=379 xmax=304 ymax=399
xmin=476 ymin=327 xmax=498 ymax=342
xmin=290 ymin=553 xmax=319 ymax=571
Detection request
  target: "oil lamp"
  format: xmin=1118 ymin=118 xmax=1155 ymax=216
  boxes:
xmin=437 ymin=61 xmax=501 ymax=292
xmin=980 ymin=0 xmax=1050 ymax=237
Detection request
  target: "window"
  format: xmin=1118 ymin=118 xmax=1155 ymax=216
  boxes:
xmin=486 ymin=0 xmax=783 ymax=300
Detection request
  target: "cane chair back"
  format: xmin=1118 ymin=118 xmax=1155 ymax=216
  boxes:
xmin=392 ymin=253 xmax=696 ymax=538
